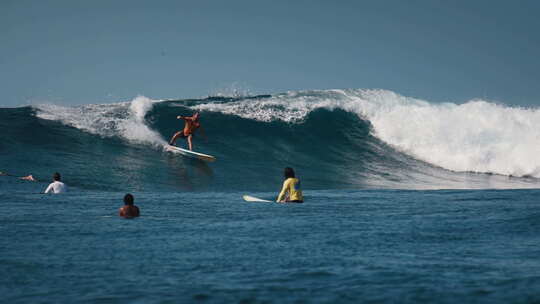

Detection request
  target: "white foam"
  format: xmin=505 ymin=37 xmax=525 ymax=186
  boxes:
xmin=119 ymin=96 xmax=166 ymax=145
xmin=35 ymin=96 xmax=166 ymax=146
xmin=193 ymin=90 xmax=347 ymax=123
xmin=194 ymin=89 xmax=540 ymax=178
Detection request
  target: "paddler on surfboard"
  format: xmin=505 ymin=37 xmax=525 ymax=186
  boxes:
xmin=168 ymin=112 xmax=206 ymax=151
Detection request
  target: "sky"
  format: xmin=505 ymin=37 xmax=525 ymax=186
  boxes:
xmin=1 ymin=0 xmax=539 ymax=107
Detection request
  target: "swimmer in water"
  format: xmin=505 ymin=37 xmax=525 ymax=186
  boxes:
xmin=44 ymin=172 xmax=67 ymax=194
xmin=20 ymin=175 xmax=36 ymax=181
xmin=0 ymin=171 xmax=36 ymax=181
xmin=119 ymin=193 xmax=140 ymax=218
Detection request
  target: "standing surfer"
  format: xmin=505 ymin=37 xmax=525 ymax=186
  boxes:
xmin=276 ymin=167 xmax=304 ymax=203
xmin=169 ymin=112 xmax=205 ymax=151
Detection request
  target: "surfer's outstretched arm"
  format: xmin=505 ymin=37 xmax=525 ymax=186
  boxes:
xmin=178 ymin=115 xmax=196 ymax=122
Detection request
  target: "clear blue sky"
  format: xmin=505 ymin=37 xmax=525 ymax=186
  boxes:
xmin=1 ymin=0 xmax=539 ymax=107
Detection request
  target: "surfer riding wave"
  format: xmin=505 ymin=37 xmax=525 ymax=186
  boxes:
xmin=168 ymin=112 xmax=206 ymax=151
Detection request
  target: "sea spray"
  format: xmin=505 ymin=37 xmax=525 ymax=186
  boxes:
xmin=36 ymin=96 xmax=165 ymax=146
xmin=347 ymin=92 xmax=540 ymax=178
xmin=35 ymin=102 xmax=128 ymax=137
xmin=119 ymin=96 xmax=166 ymax=146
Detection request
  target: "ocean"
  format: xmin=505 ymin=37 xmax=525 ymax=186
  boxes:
xmin=1 ymin=89 xmax=539 ymax=303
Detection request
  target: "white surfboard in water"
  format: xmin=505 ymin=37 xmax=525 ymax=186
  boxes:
xmin=164 ymin=144 xmax=216 ymax=162
xmin=243 ymin=195 xmax=273 ymax=202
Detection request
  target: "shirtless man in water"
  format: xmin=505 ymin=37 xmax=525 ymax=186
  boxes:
xmin=168 ymin=112 xmax=203 ymax=151
xmin=119 ymin=193 xmax=140 ymax=218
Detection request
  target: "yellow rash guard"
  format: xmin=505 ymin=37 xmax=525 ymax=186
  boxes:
xmin=276 ymin=178 xmax=303 ymax=202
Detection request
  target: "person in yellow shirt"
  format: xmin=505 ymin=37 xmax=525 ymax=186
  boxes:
xmin=276 ymin=167 xmax=303 ymax=203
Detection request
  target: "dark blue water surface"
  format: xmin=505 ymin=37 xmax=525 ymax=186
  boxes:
xmin=2 ymin=95 xmax=540 ymax=303
xmin=2 ymin=188 xmax=539 ymax=303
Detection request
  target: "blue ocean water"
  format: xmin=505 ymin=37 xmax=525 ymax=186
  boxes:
xmin=1 ymin=89 xmax=540 ymax=303
xmin=2 ymin=190 xmax=540 ymax=303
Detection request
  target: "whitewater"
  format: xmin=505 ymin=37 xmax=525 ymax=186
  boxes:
xmin=33 ymin=89 xmax=540 ymax=181
xmin=194 ymin=89 xmax=540 ymax=178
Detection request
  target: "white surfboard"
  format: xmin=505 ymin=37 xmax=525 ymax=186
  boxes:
xmin=164 ymin=144 xmax=216 ymax=162
xmin=243 ymin=195 xmax=273 ymax=203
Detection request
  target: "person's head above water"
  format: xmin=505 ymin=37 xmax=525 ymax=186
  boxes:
xmin=53 ymin=172 xmax=61 ymax=181
xmin=284 ymin=167 xmax=295 ymax=179
xmin=124 ymin=193 xmax=134 ymax=205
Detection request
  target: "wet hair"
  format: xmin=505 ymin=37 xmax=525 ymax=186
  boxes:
xmin=53 ymin=172 xmax=61 ymax=181
xmin=284 ymin=167 xmax=295 ymax=179
xmin=124 ymin=193 xmax=134 ymax=205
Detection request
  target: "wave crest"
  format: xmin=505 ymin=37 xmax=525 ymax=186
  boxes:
xmin=32 ymin=89 xmax=540 ymax=178
xmin=35 ymin=96 xmax=165 ymax=146
xmin=194 ymin=89 xmax=540 ymax=178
